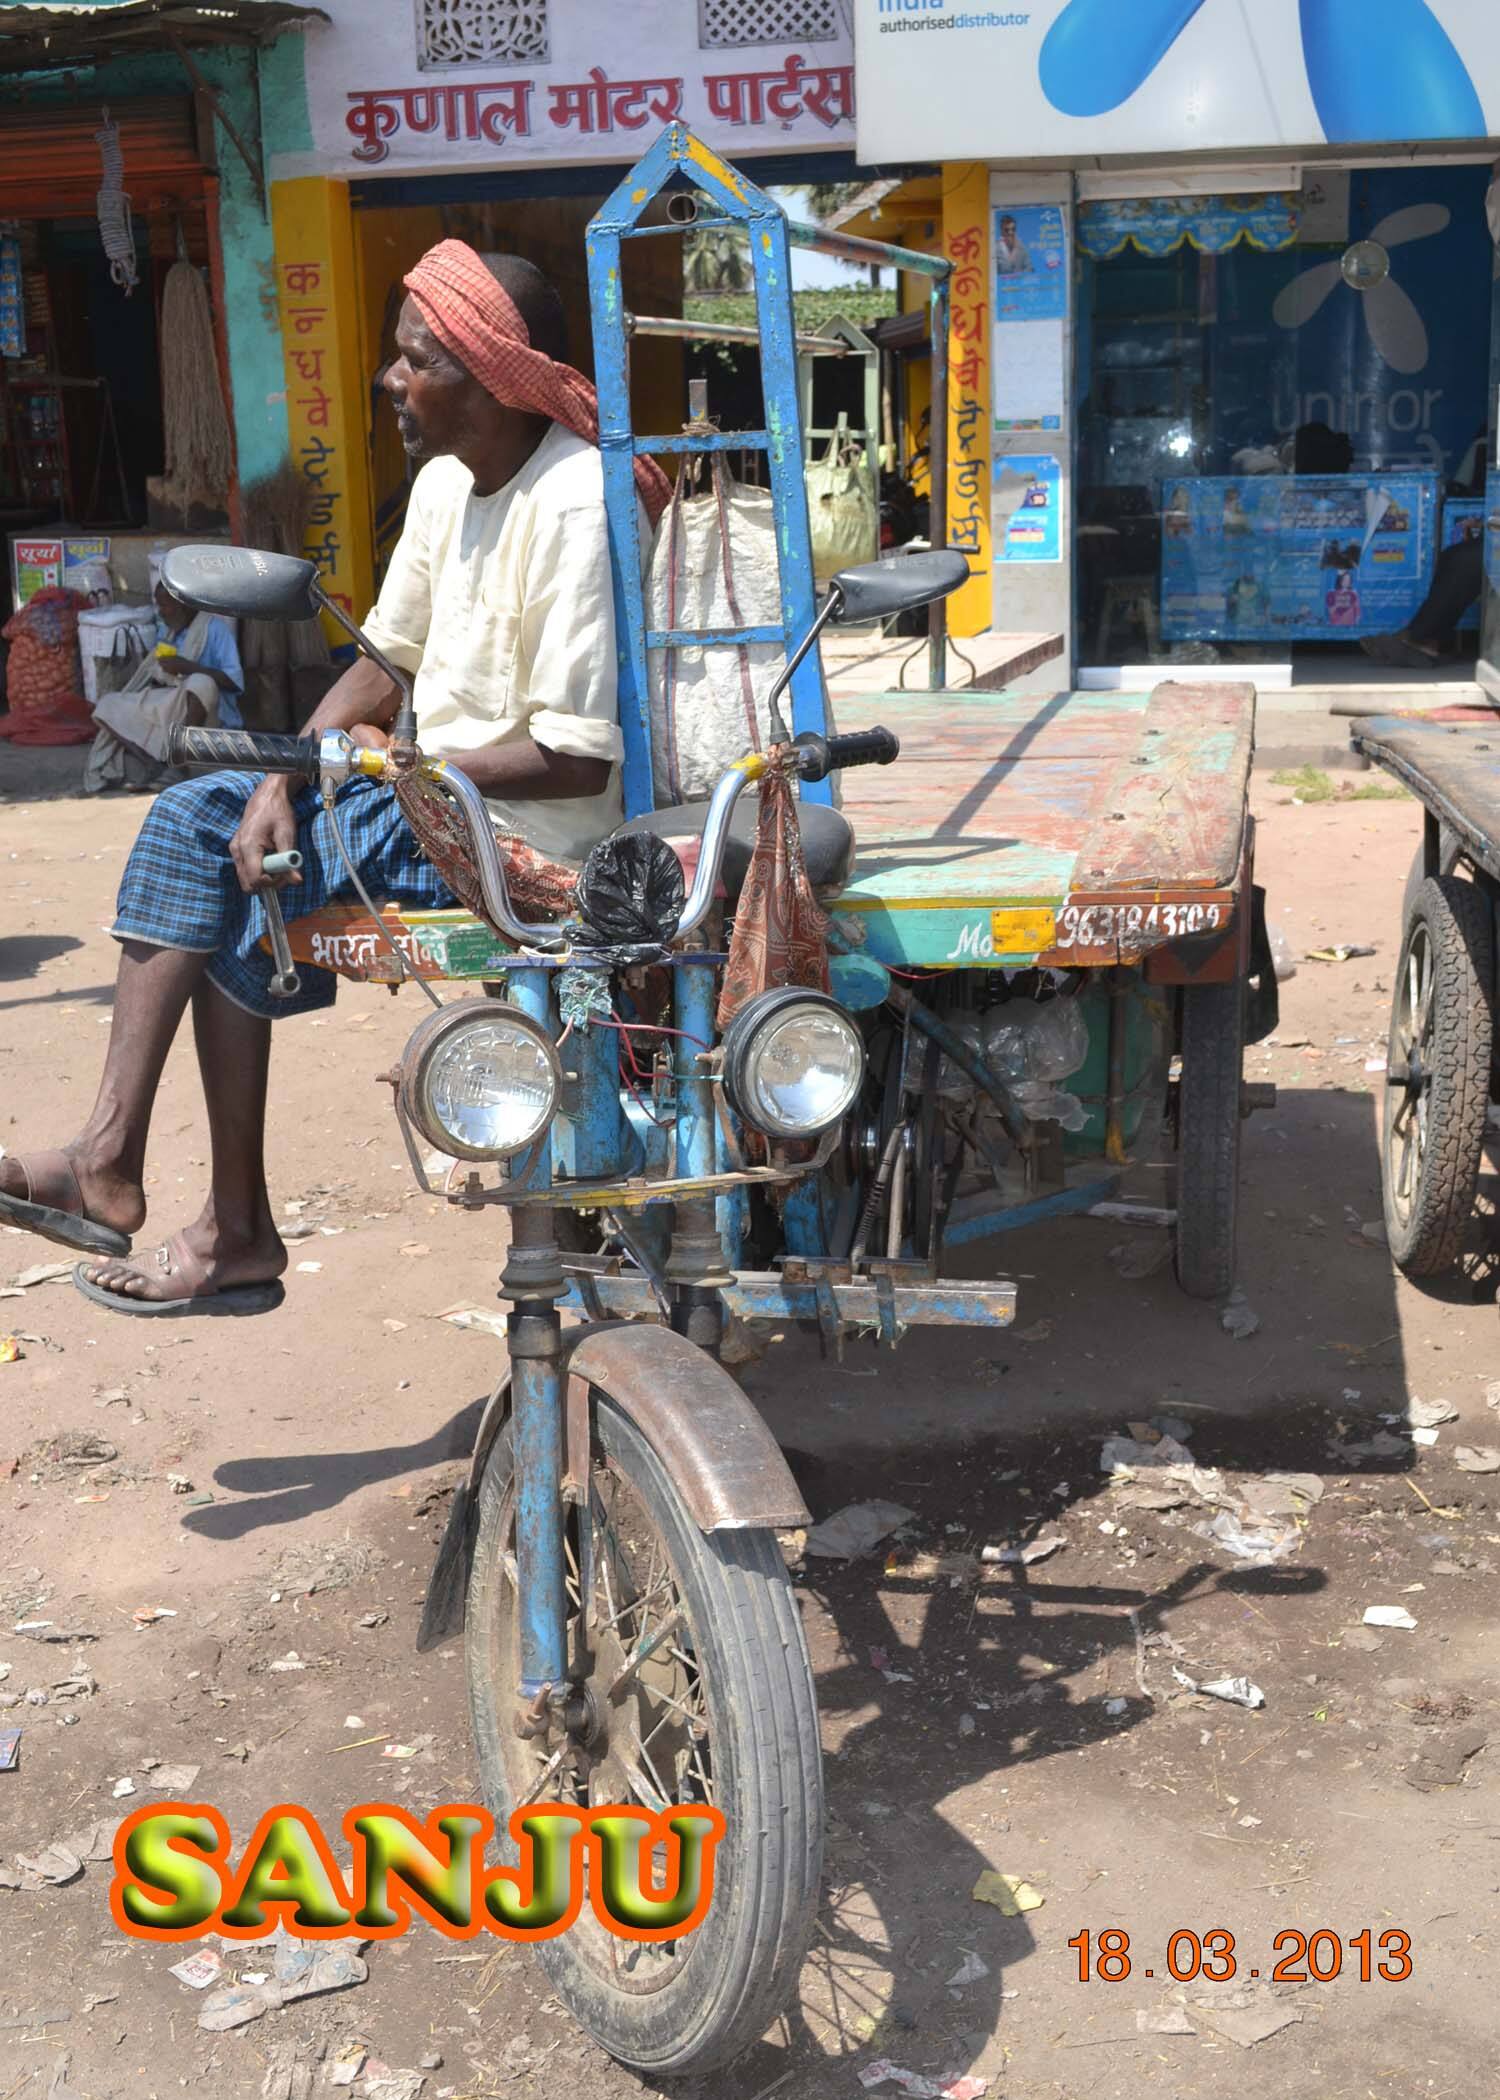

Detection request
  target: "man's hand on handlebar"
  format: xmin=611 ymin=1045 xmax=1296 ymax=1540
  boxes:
xmin=230 ymin=778 xmax=303 ymax=894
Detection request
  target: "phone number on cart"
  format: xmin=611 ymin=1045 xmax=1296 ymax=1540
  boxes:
xmin=1070 ymin=1927 xmax=1412 ymax=1983
xmin=1055 ymin=900 xmax=1225 ymax=948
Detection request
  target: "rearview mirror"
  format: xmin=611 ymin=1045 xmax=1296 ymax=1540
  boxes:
xmin=826 ymin=550 xmax=970 ymax=625
xmin=159 ymin=545 xmax=321 ymax=623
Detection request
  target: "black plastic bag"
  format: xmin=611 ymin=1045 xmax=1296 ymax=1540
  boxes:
xmin=575 ymin=830 xmax=686 ymax=945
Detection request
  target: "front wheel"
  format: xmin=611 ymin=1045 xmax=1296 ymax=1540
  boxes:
xmin=464 ymin=1391 xmax=823 ymax=2076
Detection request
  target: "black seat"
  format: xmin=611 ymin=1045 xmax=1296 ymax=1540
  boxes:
xmin=616 ymin=795 xmax=855 ymax=903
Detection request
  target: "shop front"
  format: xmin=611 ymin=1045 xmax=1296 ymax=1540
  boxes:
xmin=0 ymin=1 xmax=322 ymax=617
xmin=263 ymin=0 xmax=862 ymax=635
xmin=851 ymin=0 xmax=1500 ymax=697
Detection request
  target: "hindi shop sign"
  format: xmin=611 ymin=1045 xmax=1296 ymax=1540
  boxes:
xmin=854 ymin=0 xmax=1500 ymax=163
xmin=301 ymin=0 xmax=854 ymax=175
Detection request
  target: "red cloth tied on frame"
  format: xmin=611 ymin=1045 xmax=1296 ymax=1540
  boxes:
xmin=402 ymin=238 xmax=672 ymax=527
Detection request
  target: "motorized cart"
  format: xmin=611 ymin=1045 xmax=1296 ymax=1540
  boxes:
xmin=160 ymin=127 xmax=1274 ymax=2075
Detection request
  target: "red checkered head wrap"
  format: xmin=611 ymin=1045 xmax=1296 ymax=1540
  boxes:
xmin=402 ymin=238 xmax=672 ymax=526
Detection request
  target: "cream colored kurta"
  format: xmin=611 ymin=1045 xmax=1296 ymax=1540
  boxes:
xmin=363 ymin=423 xmax=641 ymax=865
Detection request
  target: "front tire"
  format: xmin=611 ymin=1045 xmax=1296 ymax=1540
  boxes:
xmin=464 ymin=1392 xmax=823 ymax=2076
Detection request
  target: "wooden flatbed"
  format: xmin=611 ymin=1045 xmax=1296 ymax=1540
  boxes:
xmin=1350 ymin=713 xmax=1500 ymax=878
xmin=273 ymin=675 xmax=1258 ymax=984
xmin=833 ymin=679 xmax=1257 ymax=970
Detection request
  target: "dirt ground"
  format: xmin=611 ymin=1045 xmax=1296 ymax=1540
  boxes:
xmin=1 ymin=751 xmax=1497 ymax=2100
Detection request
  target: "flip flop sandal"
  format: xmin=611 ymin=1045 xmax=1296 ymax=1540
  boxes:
xmin=0 ymin=1149 xmax=132 ymax=1259
xmin=73 ymin=1234 xmax=286 ymax=1319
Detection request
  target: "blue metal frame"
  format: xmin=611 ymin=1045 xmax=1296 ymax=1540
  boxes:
xmin=587 ymin=125 xmax=834 ymax=820
xmin=507 ymin=965 xmax=569 ymax=1697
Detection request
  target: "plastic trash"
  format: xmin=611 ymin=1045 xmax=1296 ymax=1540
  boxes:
xmin=1455 ymin=1446 xmax=1500 ymax=1473
xmin=1100 ymin=1433 xmax=1195 ymax=1473
xmin=169 ymin=1952 xmax=223 ymax=1991
xmin=804 ymin=1500 xmax=915 ymax=1560
xmin=972 ymin=1869 xmax=1044 ymax=1915
xmin=1363 ymin=1605 xmax=1418 ymax=1630
xmin=1011 ymin=1080 xmax=1088 ymax=1131
xmin=1171 ymin=1668 xmax=1265 ymax=1710
xmin=1192 ymin=1508 xmax=1299 ymax=1567
xmin=859 ymin=2066 xmax=988 ymax=2100
xmin=1267 ymin=922 xmax=1297 ymax=982
xmin=982 ymin=996 xmax=1088 ymax=1085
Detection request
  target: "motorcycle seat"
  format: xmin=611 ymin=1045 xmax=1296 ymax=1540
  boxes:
xmin=615 ymin=795 xmax=855 ymax=905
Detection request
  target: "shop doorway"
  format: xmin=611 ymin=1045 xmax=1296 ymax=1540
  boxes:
xmin=1075 ymin=165 xmax=1496 ymax=694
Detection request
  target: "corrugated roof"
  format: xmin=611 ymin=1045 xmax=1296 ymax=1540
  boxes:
xmin=0 ymin=0 xmax=327 ymax=73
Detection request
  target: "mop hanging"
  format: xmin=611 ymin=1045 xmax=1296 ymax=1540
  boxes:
xmin=95 ymin=106 xmax=138 ymax=295
xmin=159 ymin=258 xmax=234 ymax=512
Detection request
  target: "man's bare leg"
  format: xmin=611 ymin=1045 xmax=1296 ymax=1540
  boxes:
xmin=0 ymin=939 xmax=210 ymax=1237
xmin=78 ymin=979 xmax=287 ymax=1305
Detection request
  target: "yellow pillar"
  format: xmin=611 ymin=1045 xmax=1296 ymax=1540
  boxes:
xmin=940 ymin=163 xmax=993 ymax=638
xmin=269 ymin=177 xmax=377 ymax=647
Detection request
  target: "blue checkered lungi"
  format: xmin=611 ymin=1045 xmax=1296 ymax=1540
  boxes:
xmin=111 ymin=773 xmax=455 ymax=1020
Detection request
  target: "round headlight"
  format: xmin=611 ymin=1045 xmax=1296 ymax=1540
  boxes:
xmin=400 ymin=1000 xmax=560 ymax=1161
xmin=723 ymin=988 xmax=865 ymax=1139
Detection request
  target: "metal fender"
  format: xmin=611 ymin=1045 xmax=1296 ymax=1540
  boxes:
xmin=417 ymin=1325 xmax=809 ymax=1652
xmin=566 ymin=1322 xmax=811 ymax=1532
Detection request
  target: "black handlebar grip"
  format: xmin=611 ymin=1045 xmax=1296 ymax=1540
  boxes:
xmin=791 ymin=727 xmax=901 ymax=782
xmin=168 ymin=726 xmax=322 ymax=781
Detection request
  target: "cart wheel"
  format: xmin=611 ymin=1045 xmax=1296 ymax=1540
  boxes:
xmin=1174 ymin=979 xmax=1245 ymax=1301
xmin=1382 ymin=875 xmax=1493 ymax=1277
xmin=465 ymin=1397 xmax=823 ymax=2076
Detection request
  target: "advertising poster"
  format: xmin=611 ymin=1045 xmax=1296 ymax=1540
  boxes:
xmin=857 ymin=0 xmax=1500 ymax=164
xmin=1160 ymin=473 xmax=1440 ymax=642
xmin=996 ymin=454 xmax=1062 ymax=564
xmin=10 ymin=536 xmax=62 ymax=605
xmin=993 ymin=205 xmax=1068 ymax=321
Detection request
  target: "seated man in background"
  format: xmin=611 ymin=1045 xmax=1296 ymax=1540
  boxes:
xmin=0 ymin=242 xmax=667 ymax=1316
xmin=84 ymin=577 xmax=244 ymax=794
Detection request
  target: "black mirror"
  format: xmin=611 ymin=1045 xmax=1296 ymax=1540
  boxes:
xmin=826 ymin=550 xmax=970 ymax=624
xmin=159 ymin=545 xmax=320 ymax=623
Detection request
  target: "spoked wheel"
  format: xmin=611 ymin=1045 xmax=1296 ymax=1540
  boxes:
xmin=465 ymin=1394 xmax=823 ymax=2076
xmin=1173 ymin=978 xmax=1246 ymax=1301
xmin=1382 ymin=875 xmax=1493 ymax=1277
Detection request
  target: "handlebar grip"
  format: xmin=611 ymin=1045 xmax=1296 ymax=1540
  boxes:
xmin=168 ymin=726 xmax=322 ymax=781
xmin=791 ymin=727 xmax=901 ymax=782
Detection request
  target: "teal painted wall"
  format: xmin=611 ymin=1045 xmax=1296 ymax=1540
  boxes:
xmin=1 ymin=23 xmax=315 ymax=491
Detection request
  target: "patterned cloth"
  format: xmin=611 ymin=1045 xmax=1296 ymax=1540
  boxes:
xmin=716 ymin=757 xmax=832 ymax=1029
xmin=110 ymin=773 xmax=454 ymax=1021
xmin=402 ymin=239 xmax=672 ymax=527
xmin=393 ymin=767 xmax=577 ymax=923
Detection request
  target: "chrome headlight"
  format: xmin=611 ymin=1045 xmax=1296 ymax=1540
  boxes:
xmin=722 ymin=988 xmax=865 ymax=1139
xmin=399 ymin=1000 xmax=560 ymax=1161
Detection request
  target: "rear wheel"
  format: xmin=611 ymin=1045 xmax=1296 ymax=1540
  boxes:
xmin=464 ymin=1393 xmax=823 ymax=2076
xmin=1174 ymin=979 xmax=1245 ymax=1300
xmin=1382 ymin=875 xmax=1493 ymax=1276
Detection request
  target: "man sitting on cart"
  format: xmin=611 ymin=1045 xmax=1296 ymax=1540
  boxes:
xmin=0 ymin=242 xmax=668 ymax=1317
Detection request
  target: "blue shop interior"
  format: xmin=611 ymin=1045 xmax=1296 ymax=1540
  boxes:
xmin=1075 ymin=165 xmax=1499 ymax=685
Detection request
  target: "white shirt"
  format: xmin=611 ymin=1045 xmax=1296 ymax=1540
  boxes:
xmin=363 ymin=423 xmax=641 ymax=864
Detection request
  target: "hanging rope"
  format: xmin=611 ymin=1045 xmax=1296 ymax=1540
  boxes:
xmin=94 ymin=106 xmax=137 ymax=295
xmin=160 ymin=258 xmax=234 ymax=512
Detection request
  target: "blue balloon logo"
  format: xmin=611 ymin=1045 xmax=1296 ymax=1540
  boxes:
xmin=1038 ymin=0 xmax=1485 ymax=142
